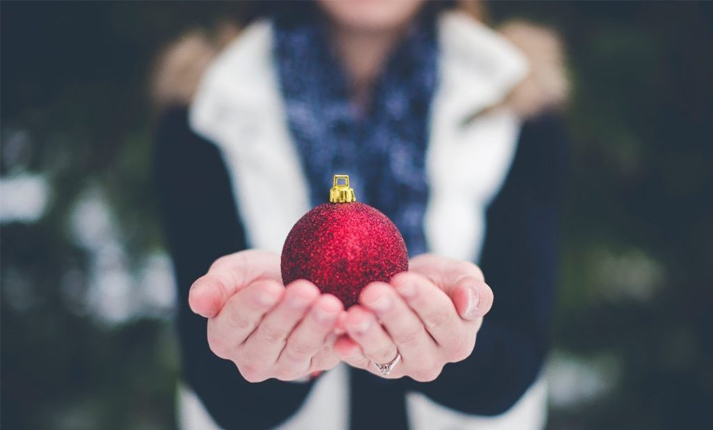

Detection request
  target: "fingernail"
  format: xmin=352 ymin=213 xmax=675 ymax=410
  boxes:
xmin=189 ymin=281 xmax=202 ymax=295
xmin=338 ymin=344 xmax=355 ymax=357
xmin=189 ymin=281 xmax=207 ymax=301
xmin=465 ymin=287 xmax=481 ymax=318
xmin=188 ymin=282 xmax=207 ymax=315
xmin=350 ymin=318 xmax=372 ymax=335
xmin=398 ymin=283 xmax=415 ymax=299
xmin=366 ymin=294 xmax=391 ymax=312
xmin=259 ymin=291 xmax=279 ymax=307
xmin=288 ymin=294 xmax=311 ymax=310
xmin=315 ymin=308 xmax=337 ymax=325
xmin=336 ymin=312 xmax=348 ymax=331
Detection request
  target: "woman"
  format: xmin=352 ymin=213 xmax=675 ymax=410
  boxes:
xmin=152 ymin=1 xmax=568 ymax=429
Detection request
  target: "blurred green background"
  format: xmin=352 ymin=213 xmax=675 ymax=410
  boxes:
xmin=2 ymin=1 xmax=712 ymax=429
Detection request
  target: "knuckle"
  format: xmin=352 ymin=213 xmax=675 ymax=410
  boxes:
xmin=238 ymin=364 xmax=266 ymax=383
xmin=456 ymin=261 xmax=484 ymax=281
xmin=427 ymin=366 xmax=444 ymax=381
xmin=419 ymin=356 xmax=437 ymax=372
xmin=352 ymin=354 xmax=370 ymax=369
xmin=313 ymin=355 xmax=339 ymax=372
xmin=210 ymin=255 xmax=233 ymax=272
xmin=259 ymin=324 xmax=287 ymax=345
xmin=394 ymin=324 xmax=425 ymax=346
xmin=391 ymin=271 xmax=418 ymax=287
xmin=276 ymin=373 xmax=294 ymax=382
xmin=207 ymin=331 xmax=230 ymax=358
xmin=228 ymin=310 xmax=254 ymax=332
xmin=276 ymin=366 xmax=305 ymax=381
xmin=283 ymin=343 xmax=313 ymax=363
xmin=275 ymin=368 xmax=293 ymax=381
xmin=449 ymin=339 xmax=475 ymax=362
xmin=424 ymin=310 xmax=453 ymax=331
xmin=374 ymin=347 xmax=397 ymax=364
xmin=414 ymin=366 xmax=442 ymax=382
xmin=291 ymin=339 xmax=317 ymax=357
xmin=236 ymin=349 xmax=261 ymax=369
xmin=411 ymin=371 xmax=430 ymax=382
xmin=280 ymin=349 xmax=302 ymax=364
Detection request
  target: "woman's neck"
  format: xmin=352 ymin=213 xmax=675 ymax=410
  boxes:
xmin=329 ymin=24 xmax=411 ymax=112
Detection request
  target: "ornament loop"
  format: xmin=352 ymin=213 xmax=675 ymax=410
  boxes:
xmin=330 ymin=174 xmax=356 ymax=203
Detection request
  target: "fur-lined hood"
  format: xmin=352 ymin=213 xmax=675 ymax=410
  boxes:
xmin=151 ymin=15 xmax=568 ymax=119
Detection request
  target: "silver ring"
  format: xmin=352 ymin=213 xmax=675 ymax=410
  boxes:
xmin=372 ymin=351 xmax=401 ymax=376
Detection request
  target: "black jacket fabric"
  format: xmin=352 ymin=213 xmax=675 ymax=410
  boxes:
xmin=154 ymin=106 xmax=568 ymax=430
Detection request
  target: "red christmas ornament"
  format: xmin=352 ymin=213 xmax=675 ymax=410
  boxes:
xmin=281 ymin=175 xmax=409 ymax=308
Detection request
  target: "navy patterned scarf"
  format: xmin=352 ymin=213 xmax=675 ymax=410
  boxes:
xmin=273 ymin=14 xmax=439 ymax=257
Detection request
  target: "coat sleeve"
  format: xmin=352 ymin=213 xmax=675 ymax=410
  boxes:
xmin=153 ymin=107 xmax=317 ymax=430
xmin=405 ymin=113 xmax=570 ymax=415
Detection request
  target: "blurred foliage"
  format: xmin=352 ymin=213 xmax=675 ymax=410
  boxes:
xmin=2 ymin=2 xmax=712 ymax=430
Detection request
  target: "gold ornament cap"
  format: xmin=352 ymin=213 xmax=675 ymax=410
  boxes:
xmin=330 ymin=174 xmax=356 ymax=203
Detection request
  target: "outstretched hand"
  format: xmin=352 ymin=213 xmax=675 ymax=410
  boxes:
xmin=189 ymin=250 xmax=343 ymax=382
xmin=190 ymin=251 xmax=492 ymax=384
xmin=333 ymin=254 xmax=494 ymax=381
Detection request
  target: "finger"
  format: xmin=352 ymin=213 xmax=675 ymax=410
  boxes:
xmin=189 ymin=250 xmax=280 ymax=318
xmin=189 ymin=273 xmax=231 ymax=318
xmin=389 ymin=272 xmax=462 ymax=347
xmin=334 ymin=336 xmax=370 ymax=369
xmin=241 ymin=280 xmax=320 ymax=363
xmin=310 ymin=331 xmax=341 ymax=372
xmin=334 ymin=311 xmax=348 ymax=335
xmin=448 ymin=277 xmax=494 ymax=320
xmin=409 ymin=254 xmax=485 ymax=289
xmin=343 ymin=305 xmax=400 ymax=366
xmin=206 ymin=279 xmax=283 ymax=359
xmin=334 ymin=335 xmax=402 ymax=379
xmin=406 ymin=255 xmax=492 ymax=320
xmin=357 ymin=283 xmax=436 ymax=362
xmin=278 ymin=294 xmax=343 ymax=366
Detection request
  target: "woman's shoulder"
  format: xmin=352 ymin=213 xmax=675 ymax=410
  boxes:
xmin=150 ymin=16 xmax=569 ymax=117
xmin=497 ymin=19 xmax=570 ymax=201
xmin=151 ymin=20 xmax=276 ymax=149
xmin=498 ymin=19 xmax=569 ymax=119
xmin=151 ymin=21 xmax=247 ymax=155
xmin=150 ymin=23 xmax=242 ymax=111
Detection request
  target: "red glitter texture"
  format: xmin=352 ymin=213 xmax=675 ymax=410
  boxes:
xmin=281 ymin=202 xmax=409 ymax=308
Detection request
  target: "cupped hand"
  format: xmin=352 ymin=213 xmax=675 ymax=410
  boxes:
xmin=189 ymin=250 xmax=344 ymax=383
xmin=333 ymin=254 xmax=494 ymax=382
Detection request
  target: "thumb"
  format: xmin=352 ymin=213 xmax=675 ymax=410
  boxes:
xmin=188 ymin=250 xmax=281 ymax=318
xmin=188 ymin=273 xmax=232 ymax=318
xmin=449 ymin=276 xmax=494 ymax=321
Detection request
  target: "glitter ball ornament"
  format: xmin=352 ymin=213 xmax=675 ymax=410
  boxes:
xmin=281 ymin=175 xmax=409 ymax=308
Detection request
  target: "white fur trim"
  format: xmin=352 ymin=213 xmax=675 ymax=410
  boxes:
xmin=425 ymin=107 xmax=522 ymax=263
xmin=425 ymin=12 xmax=527 ymax=263
xmin=189 ymin=21 xmax=311 ymax=254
